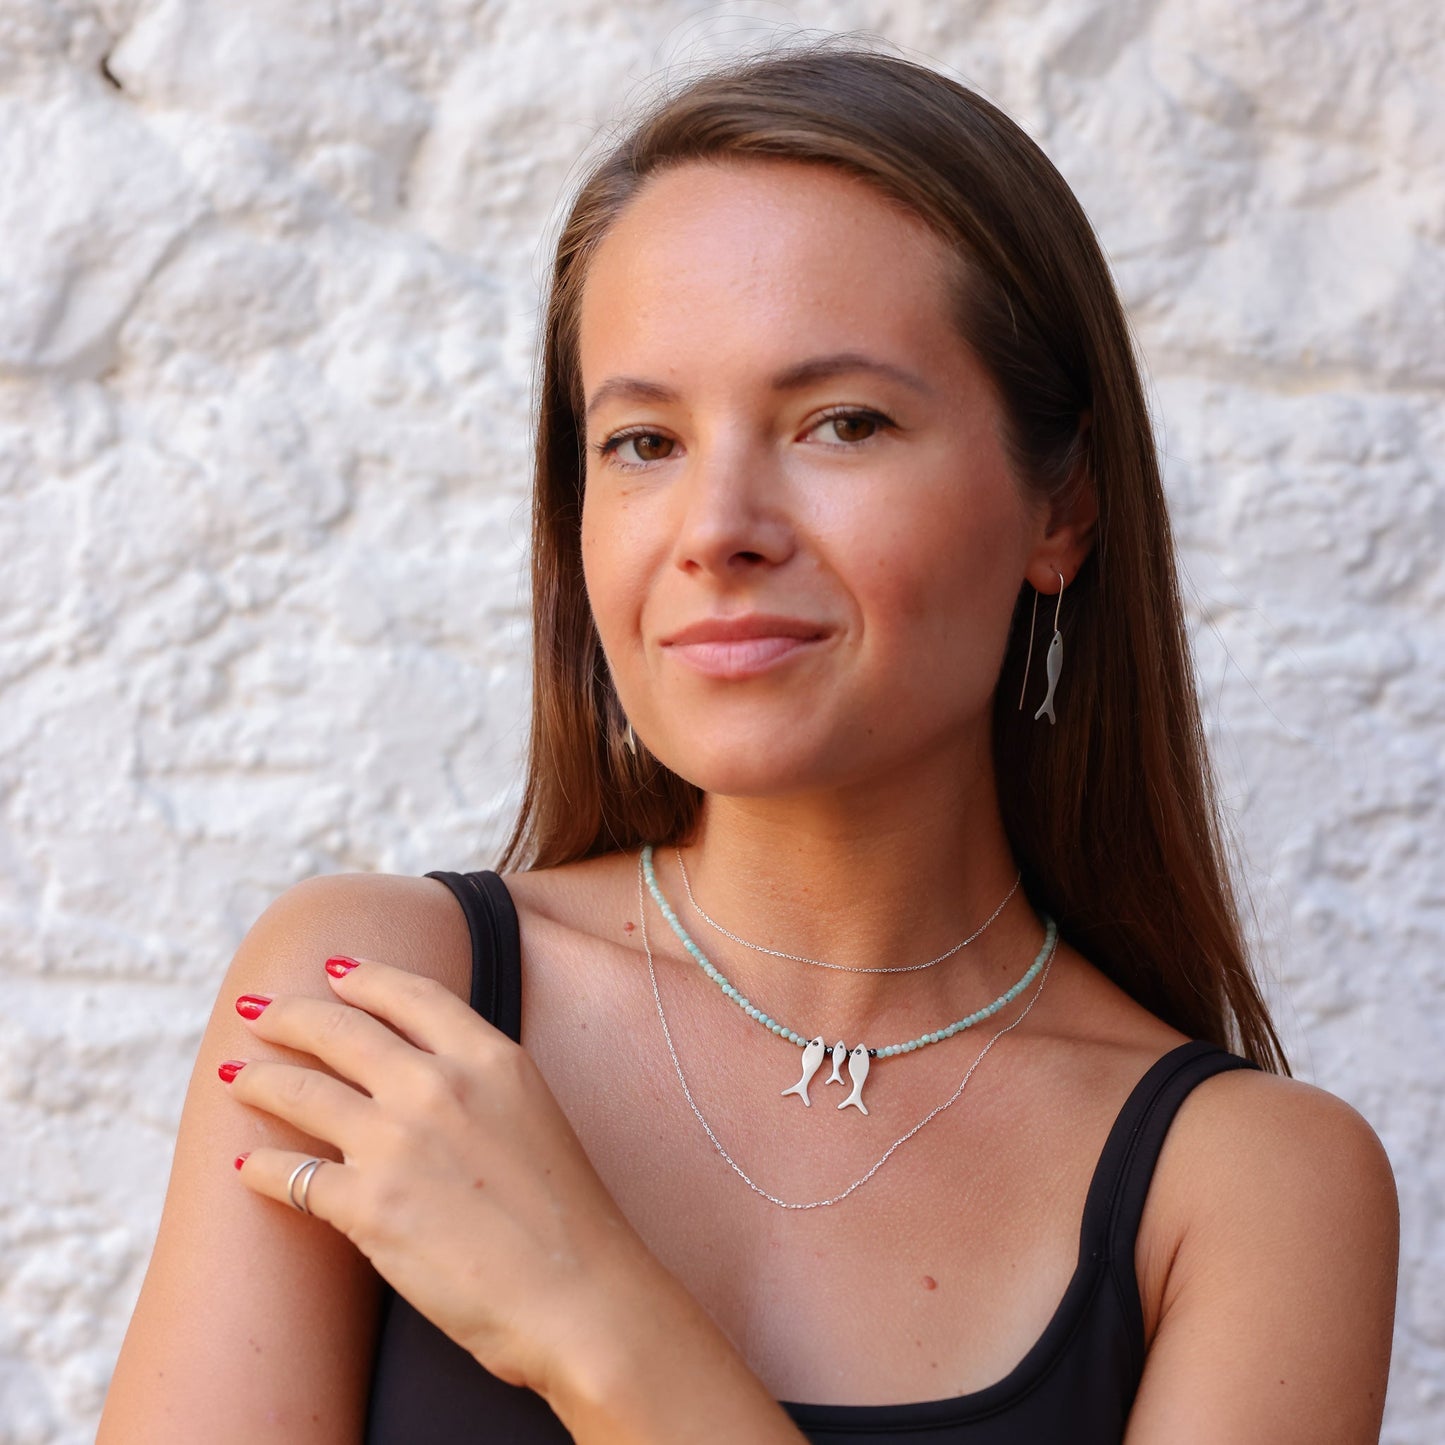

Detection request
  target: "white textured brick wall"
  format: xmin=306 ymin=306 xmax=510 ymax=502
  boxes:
xmin=1 ymin=3 xmax=1439 ymax=1440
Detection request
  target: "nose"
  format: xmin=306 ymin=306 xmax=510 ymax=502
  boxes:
xmin=669 ymin=431 xmax=796 ymax=578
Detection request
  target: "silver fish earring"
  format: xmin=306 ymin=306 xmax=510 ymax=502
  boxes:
xmin=1018 ymin=568 xmax=1066 ymax=725
xmin=624 ymin=720 xmax=637 ymax=755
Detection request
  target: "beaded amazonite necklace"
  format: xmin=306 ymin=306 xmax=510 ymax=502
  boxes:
xmin=636 ymin=846 xmax=1059 ymax=1209
xmin=640 ymin=844 xmax=1056 ymax=1117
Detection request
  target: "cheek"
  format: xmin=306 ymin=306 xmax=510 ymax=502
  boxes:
xmin=580 ymin=490 xmax=645 ymax=662
xmin=863 ymin=494 xmax=1024 ymax=635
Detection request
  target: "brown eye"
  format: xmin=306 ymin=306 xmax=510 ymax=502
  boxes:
xmin=618 ymin=432 xmax=674 ymax=464
xmin=829 ymin=414 xmax=877 ymax=443
xmin=812 ymin=411 xmax=888 ymax=445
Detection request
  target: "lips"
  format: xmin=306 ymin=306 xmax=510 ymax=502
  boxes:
xmin=661 ymin=614 xmax=827 ymax=647
xmin=660 ymin=614 xmax=830 ymax=679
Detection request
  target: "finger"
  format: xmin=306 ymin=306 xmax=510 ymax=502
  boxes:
xmin=322 ymin=954 xmax=509 ymax=1057
xmin=235 ymin=1147 xmax=349 ymax=1226
xmin=225 ymin=1057 xmax=370 ymax=1154
xmin=239 ymin=990 xmax=425 ymax=1095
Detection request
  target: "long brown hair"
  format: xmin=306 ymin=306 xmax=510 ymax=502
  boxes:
xmin=499 ymin=41 xmax=1288 ymax=1073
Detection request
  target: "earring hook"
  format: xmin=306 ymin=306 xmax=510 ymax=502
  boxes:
xmin=1018 ymin=587 xmax=1040 ymax=711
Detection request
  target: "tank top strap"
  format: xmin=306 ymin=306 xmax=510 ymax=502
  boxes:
xmin=424 ymin=870 xmax=523 ymax=1044
xmin=1078 ymin=1037 xmax=1261 ymax=1368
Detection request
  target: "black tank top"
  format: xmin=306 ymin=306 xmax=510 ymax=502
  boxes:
xmin=366 ymin=869 xmax=1260 ymax=1443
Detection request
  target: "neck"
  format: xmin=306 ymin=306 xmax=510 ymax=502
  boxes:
xmin=650 ymin=747 xmax=1042 ymax=1038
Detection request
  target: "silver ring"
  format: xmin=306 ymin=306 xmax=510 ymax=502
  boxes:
xmin=286 ymin=1157 xmax=325 ymax=1215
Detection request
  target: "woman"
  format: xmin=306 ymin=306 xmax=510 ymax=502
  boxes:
xmin=98 ymin=44 xmax=1398 ymax=1444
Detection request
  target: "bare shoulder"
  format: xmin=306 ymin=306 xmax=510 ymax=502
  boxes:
xmin=1125 ymin=1064 xmax=1399 ymax=1444
xmin=1154 ymin=1065 xmax=1399 ymax=1237
xmin=230 ymin=868 xmax=475 ymax=1001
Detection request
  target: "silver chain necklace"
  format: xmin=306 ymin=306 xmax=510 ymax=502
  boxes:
xmin=636 ymin=848 xmax=1059 ymax=1210
xmin=674 ymin=845 xmax=1021 ymax=974
xmin=645 ymin=844 xmax=1052 ymax=1114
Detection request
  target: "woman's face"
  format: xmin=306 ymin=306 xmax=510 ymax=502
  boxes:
xmin=578 ymin=159 xmax=1080 ymax=800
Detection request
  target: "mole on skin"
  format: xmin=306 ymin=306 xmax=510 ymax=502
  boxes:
xmin=922 ymin=1275 xmax=938 ymax=1290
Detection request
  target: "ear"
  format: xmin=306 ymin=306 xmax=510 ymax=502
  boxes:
xmin=1024 ymin=412 xmax=1096 ymax=594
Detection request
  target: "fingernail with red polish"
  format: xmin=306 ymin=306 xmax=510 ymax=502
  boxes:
xmin=234 ymin=1153 xmax=250 ymax=1170
xmin=325 ymin=956 xmax=360 ymax=978
xmin=218 ymin=1060 xmax=246 ymax=1083
xmin=235 ymin=994 xmax=271 ymax=1020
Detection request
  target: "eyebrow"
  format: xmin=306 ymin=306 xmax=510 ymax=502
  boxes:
xmin=583 ymin=352 xmax=934 ymax=421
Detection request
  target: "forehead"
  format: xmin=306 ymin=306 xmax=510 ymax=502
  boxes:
xmin=577 ymin=159 xmax=964 ymax=391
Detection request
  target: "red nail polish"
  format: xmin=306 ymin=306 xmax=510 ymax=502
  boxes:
xmin=234 ymin=1153 xmax=250 ymax=1170
xmin=218 ymin=1060 xmax=246 ymax=1083
xmin=325 ymin=956 xmax=360 ymax=978
xmin=235 ymin=994 xmax=271 ymax=1020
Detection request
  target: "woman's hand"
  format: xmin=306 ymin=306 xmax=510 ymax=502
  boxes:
xmin=221 ymin=953 xmax=656 ymax=1404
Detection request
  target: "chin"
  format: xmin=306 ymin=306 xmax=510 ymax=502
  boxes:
xmin=649 ymin=735 xmax=833 ymax=800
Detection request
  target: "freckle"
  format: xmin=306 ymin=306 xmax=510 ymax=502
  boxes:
xmin=472 ymin=1178 xmax=486 ymax=1189
xmin=623 ymin=920 xmax=635 ymax=933
xmin=921 ymin=1275 xmax=938 ymax=1290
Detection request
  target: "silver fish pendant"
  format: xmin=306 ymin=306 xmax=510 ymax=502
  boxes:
xmin=1033 ymin=630 xmax=1063 ymax=725
xmin=781 ymin=1035 xmax=828 ymax=1106
xmin=826 ymin=1040 xmax=848 ymax=1084
xmin=837 ymin=1045 xmax=871 ymax=1114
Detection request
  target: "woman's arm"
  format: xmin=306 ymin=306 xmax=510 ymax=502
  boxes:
xmin=97 ymin=871 xmax=470 ymax=1443
xmin=99 ymin=871 xmax=809 ymax=1445
xmin=1124 ymin=1070 xmax=1399 ymax=1444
